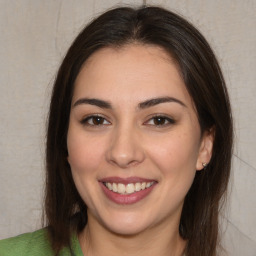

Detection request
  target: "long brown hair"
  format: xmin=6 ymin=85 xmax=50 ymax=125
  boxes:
xmin=45 ymin=6 xmax=233 ymax=256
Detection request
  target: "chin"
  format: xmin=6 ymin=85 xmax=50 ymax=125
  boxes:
xmin=100 ymin=211 xmax=152 ymax=236
xmin=106 ymin=222 xmax=148 ymax=236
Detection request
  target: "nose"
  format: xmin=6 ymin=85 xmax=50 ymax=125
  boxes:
xmin=106 ymin=125 xmax=145 ymax=168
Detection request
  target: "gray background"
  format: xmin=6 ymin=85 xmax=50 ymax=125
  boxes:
xmin=0 ymin=1 xmax=255 ymax=255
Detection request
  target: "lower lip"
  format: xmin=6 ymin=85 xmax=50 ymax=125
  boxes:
xmin=100 ymin=182 xmax=156 ymax=205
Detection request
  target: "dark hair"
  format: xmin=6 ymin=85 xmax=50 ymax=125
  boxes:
xmin=45 ymin=5 xmax=233 ymax=256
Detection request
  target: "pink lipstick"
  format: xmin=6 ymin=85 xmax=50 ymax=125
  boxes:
xmin=99 ymin=176 xmax=157 ymax=205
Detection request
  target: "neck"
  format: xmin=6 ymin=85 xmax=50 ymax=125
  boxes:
xmin=79 ymin=213 xmax=186 ymax=256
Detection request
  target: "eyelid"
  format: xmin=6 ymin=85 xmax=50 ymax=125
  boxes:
xmin=79 ymin=113 xmax=175 ymax=127
xmin=80 ymin=114 xmax=111 ymax=126
xmin=144 ymin=114 xmax=176 ymax=126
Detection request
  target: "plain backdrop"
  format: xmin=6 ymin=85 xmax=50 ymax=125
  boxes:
xmin=0 ymin=1 xmax=255 ymax=255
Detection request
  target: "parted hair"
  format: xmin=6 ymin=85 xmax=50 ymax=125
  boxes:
xmin=45 ymin=5 xmax=233 ymax=256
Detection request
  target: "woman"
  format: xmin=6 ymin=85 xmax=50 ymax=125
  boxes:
xmin=0 ymin=5 xmax=233 ymax=256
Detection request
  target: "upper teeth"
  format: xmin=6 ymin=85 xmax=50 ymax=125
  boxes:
xmin=104 ymin=182 xmax=154 ymax=194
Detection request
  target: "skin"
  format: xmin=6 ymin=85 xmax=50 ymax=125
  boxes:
xmin=67 ymin=44 xmax=213 ymax=256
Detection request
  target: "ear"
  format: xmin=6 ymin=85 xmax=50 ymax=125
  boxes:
xmin=196 ymin=127 xmax=215 ymax=171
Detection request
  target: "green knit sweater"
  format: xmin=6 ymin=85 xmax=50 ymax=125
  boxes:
xmin=0 ymin=228 xmax=83 ymax=256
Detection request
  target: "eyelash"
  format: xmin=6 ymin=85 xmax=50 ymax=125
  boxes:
xmin=80 ymin=115 xmax=111 ymax=126
xmin=80 ymin=115 xmax=175 ymax=127
xmin=145 ymin=115 xmax=175 ymax=127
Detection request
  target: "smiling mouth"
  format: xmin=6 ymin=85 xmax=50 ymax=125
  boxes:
xmin=103 ymin=181 xmax=155 ymax=195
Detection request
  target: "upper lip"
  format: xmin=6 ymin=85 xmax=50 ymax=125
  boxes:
xmin=99 ymin=176 xmax=157 ymax=185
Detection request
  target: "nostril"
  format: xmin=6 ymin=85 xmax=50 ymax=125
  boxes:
xmin=106 ymin=129 xmax=145 ymax=168
xmin=108 ymin=158 xmax=140 ymax=168
xmin=106 ymin=148 xmax=145 ymax=168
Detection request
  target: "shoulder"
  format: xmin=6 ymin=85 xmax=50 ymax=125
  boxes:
xmin=0 ymin=228 xmax=55 ymax=256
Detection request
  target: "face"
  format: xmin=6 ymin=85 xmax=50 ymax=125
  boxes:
xmin=67 ymin=44 xmax=213 ymax=236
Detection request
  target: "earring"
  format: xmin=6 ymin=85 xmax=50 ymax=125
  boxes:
xmin=202 ymin=162 xmax=208 ymax=169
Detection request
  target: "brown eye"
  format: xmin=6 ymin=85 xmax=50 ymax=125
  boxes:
xmin=91 ymin=116 xmax=105 ymax=125
xmin=145 ymin=116 xmax=175 ymax=126
xmin=153 ymin=117 xmax=167 ymax=125
xmin=81 ymin=115 xmax=110 ymax=126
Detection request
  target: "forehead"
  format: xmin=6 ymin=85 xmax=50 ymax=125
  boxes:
xmin=73 ymin=44 xmax=192 ymax=107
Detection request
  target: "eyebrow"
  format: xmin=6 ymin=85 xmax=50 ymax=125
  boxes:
xmin=73 ymin=98 xmax=112 ymax=109
xmin=138 ymin=96 xmax=187 ymax=109
xmin=73 ymin=96 xmax=186 ymax=109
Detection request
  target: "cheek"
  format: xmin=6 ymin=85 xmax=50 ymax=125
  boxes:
xmin=67 ymin=131 xmax=105 ymax=174
xmin=147 ymin=131 xmax=201 ymax=176
xmin=67 ymin=131 xmax=107 ymax=206
xmin=150 ymin=133 xmax=200 ymax=205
